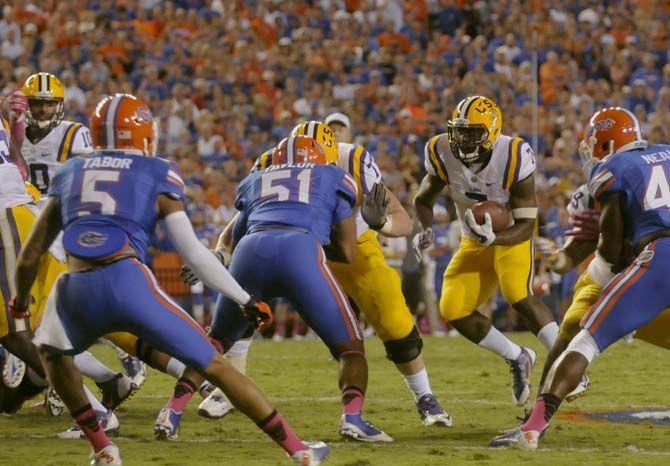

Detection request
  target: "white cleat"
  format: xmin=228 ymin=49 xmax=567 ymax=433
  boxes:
xmin=339 ymin=413 xmax=393 ymax=443
xmin=198 ymin=388 xmax=234 ymax=419
xmin=45 ymin=387 xmax=66 ymax=417
xmin=90 ymin=443 xmax=122 ymax=465
xmin=566 ymin=374 xmax=590 ymax=402
xmin=2 ymin=351 xmax=26 ymax=388
xmin=291 ymin=441 xmax=330 ymax=465
xmin=59 ymin=410 xmax=119 ymax=439
xmin=507 ymin=347 xmax=536 ymax=406
xmin=489 ymin=427 xmax=543 ymax=450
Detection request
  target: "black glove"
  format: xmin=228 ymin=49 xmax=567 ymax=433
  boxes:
xmin=180 ymin=250 xmax=228 ymax=285
xmin=241 ymin=296 xmax=273 ymax=331
xmin=361 ymin=182 xmax=389 ymax=230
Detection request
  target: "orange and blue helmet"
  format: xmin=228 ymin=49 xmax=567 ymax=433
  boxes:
xmin=272 ymin=136 xmax=327 ymax=165
xmin=89 ymin=93 xmax=157 ymax=156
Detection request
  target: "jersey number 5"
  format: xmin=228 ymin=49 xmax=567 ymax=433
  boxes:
xmin=260 ymin=169 xmax=312 ymax=203
xmin=644 ymin=165 xmax=670 ymax=210
xmin=81 ymin=170 xmax=120 ymax=215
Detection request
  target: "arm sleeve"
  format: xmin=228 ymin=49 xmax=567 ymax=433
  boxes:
xmin=164 ymin=210 xmax=251 ymax=305
xmin=333 ymin=171 xmax=357 ymax=224
xmin=157 ymin=161 xmax=186 ymax=200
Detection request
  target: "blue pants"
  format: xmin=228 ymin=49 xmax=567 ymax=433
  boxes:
xmin=581 ymin=238 xmax=670 ymax=351
xmin=34 ymin=258 xmax=216 ymax=370
xmin=210 ymin=230 xmax=361 ymax=350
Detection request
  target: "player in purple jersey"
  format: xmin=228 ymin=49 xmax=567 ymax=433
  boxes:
xmin=491 ymin=107 xmax=670 ymax=450
xmin=10 ymin=94 xmax=327 ymax=465
xmin=160 ymin=135 xmax=392 ymax=443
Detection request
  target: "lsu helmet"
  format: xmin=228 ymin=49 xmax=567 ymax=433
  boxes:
xmin=290 ymin=121 xmax=338 ymax=163
xmin=251 ymin=147 xmax=274 ymax=173
xmin=22 ymin=72 xmax=65 ymax=131
xmin=579 ymin=107 xmax=647 ymax=174
xmin=272 ymin=136 xmax=327 ymax=165
xmin=447 ymin=96 xmax=502 ymax=164
xmin=89 ymin=94 xmax=157 ymax=156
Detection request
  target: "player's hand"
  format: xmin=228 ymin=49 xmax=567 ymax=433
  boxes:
xmin=180 ymin=250 xmax=229 ymax=285
xmin=8 ymin=296 xmax=30 ymax=319
xmin=361 ymin=183 xmax=389 ymax=230
xmin=534 ymin=237 xmax=559 ymax=259
xmin=412 ymin=227 xmax=434 ymax=259
xmin=241 ymin=296 xmax=273 ymax=332
xmin=566 ymin=209 xmax=599 ymax=240
xmin=465 ymin=209 xmax=495 ymax=246
xmin=1 ymin=90 xmax=28 ymax=123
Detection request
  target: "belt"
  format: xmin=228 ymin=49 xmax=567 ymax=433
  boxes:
xmin=247 ymin=225 xmax=310 ymax=235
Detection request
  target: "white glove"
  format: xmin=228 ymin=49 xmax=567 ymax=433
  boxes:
xmin=412 ymin=228 xmax=434 ymax=259
xmin=465 ymin=209 xmax=495 ymax=246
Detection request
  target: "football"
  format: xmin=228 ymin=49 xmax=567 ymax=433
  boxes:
xmin=471 ymin=200 xmax=511 ymax=232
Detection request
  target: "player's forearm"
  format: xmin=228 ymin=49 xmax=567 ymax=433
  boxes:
xmin=14 ymin=252 xmax=41 ymax=307
xmin=553 ymin=238 xmax=597 ymax=273
xmin=380 ymin=192 xmax=412 ymax=238
xmin=164 ymin=211 xmax=250 ymax=305
xmin=215 ymin=212 xmax=238 ymax=255
xmin=413 ymin=176 xmax=442 ymax=230
xmin=492 ymin=219 xmax=534 ymax=246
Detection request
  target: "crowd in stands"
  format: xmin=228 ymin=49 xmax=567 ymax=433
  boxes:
xmin=2 ymin=0 xmax=670 ymax=333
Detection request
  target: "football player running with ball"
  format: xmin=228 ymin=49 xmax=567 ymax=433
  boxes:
xmin=414 ymin=96 xmax=560 ymax=406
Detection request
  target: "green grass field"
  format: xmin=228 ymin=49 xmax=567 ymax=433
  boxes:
xmin=1 ymin=334 xmax=669 ymax=466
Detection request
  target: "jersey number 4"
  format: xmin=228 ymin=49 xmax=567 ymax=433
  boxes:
xmin=260 ymin=169 xmax=312 ymax=203
xmin=644 ymin=165 xmax=670 ymax=210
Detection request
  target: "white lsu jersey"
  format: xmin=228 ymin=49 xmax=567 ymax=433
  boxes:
xmin=336 ymin=142 xmax=382 ymax=237
xmin=0 ymin=118 xmax=33 ymax=209
xmin=424 ymin=133 xmax=535 ymax=238
xmin=567 ymin=183 xmax=596 ymax=217
xmin=22 ymin=120 xmax=93 ymax=194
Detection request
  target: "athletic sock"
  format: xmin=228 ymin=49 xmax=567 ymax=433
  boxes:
xmin=72 ymin=403 xmax=112 ymax=453
xmin=166 ymin=358 xmax=186 ymax=379
xmin=74 ymin=352 xmax=117 ymax=383
xmin=257 ymin=409 xmax=307 ymax=455
xmin=537 ymin=322 xmax=559 ymax=350
xmin=523 ymin=394 xmax=562 ymax=432
xmin=342 ymin=387 xmax=365 ymax=415
xmin=166 ymin=377 xmax=197 ymax=413
xmin=402 ymin=368 xmax=433 ymax=402
xmin=477 ymin=327 xmax=522 ymax=360
xmin=83 ymin=385 xmax=107 ymax=413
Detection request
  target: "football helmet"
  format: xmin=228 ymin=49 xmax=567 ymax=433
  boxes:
xmin=251 ymin=147 xmax=274 ymax=172
xmin=22 ymin=72 xmax=65 ymax=131
xmin=89 ymin=94 xmax=158 ymax=156
xmin=579 ymin=106 xmax=647 ymax=175
xmin=290 ymin=121 xmax=338 ymax=163
xmin=447 ymin=96 xmax=502 ymax=164
xmin=272 ymin=136 xmax=327 ymax=165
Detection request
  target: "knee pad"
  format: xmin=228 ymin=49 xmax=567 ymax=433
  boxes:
xmin=383 ymin=326 xmax=423 ymax=364
xmin=565 ymin=329 xmax=600 ymax=364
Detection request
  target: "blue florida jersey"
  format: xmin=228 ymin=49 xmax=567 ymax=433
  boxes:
xmin=590 ymin=144 xmax=670 ymax=247
xmin=234 ymin=163 xmax=358 ymax=245
xmin=48 ymin=151 xmax=186 ymax=262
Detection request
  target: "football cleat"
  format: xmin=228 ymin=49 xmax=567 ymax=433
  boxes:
xmin=59 ymin=410 xmax=119 ymax=439
xmin=507 ymin=347 xmax=536 ymax=406
xmin=198 ymin=381 xmax=216 ymax=399
xmin=90 ymin=443 xmax=122 ymax=465
xmin=154 ymin=407 xmax=181 ymax=440
xmin=339 ymin=413 xmax=393 ymax=443
xmin=198 ymin=388 xmax=234 ymax=419
xmin=291 ymin=441 xmax=330 ymax=466
xmin=489 ymin=426 xmax=544 ymax=450
xmin=416 ymin=394 xmax=453 ymax=427
xmin=120 ymin=355 xmax=147 ymax=387
xmin=45 ymin=386 xmax=66 ymax=417
xmin=2 ymin=351 xmax=26 ymax=388
xmin=566 ymin=374 xmax=590 ymax=402
xmin=97 ymin=373 xmax=138 ymax=410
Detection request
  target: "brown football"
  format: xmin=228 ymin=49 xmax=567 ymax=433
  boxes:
xmin=471 ymin=200 xmax=511 ymax=232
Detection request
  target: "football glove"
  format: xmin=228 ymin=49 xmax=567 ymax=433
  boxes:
xmin=465 ymin=209 xmax=495 ymax=246
xmin=412 ymin=227 xmax=434 ymax=259
xmin=180 ymin=250 xmax=229 ymax=285
xmin=241 ymin=297 xmax=273 ymax=332
xmin=361 ymin=182 xmax=389 ymax=230
xmin=8 ymin=296 xmax=30 ymax=319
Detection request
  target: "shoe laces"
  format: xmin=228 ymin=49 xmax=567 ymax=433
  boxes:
xmin=418 ymin=394 xmax=441 ymax=415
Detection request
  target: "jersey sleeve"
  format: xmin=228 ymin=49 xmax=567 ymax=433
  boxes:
xmin=503 ymin=138 xmax=535 ymax=190
xmin=57 ymin=123 xmax=92 ymax=163
xmin=332 ymin=170 xmax=358 ymax=223
xmin=47 ymin=160 xmax=70 ymax=198
xmin=566 ymin=184 xmax=595 ymax=216
xmin=156 ymin=160 xmax=186 ymax=200
xmin=588 ymin=162 xmax=623 ymax=202
xmin=343 ymin=145 xmax=380 ymax=205
xmin=423 ymin=135 xmax=449 ymax=184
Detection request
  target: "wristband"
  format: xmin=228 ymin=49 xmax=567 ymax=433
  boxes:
xmin=379 ymin=217 xmax=393 ymax=235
